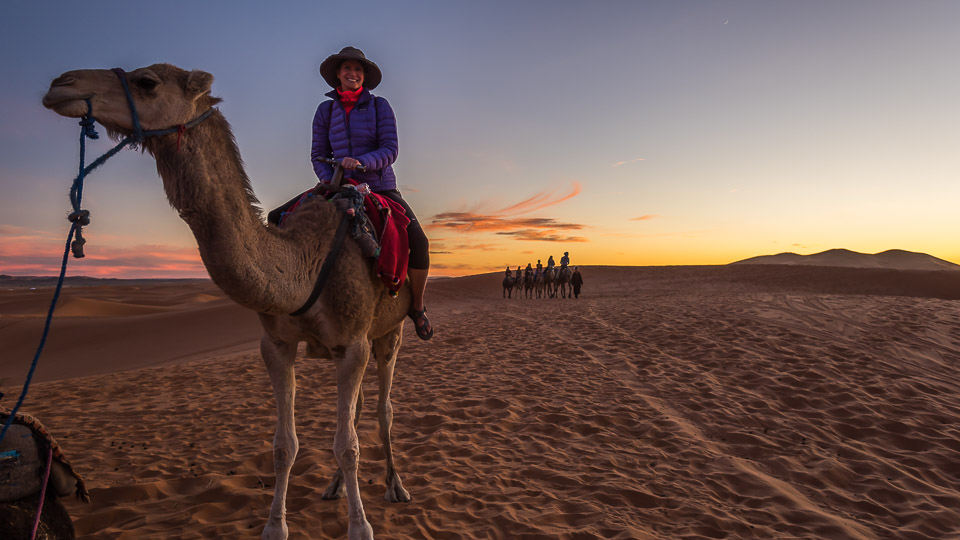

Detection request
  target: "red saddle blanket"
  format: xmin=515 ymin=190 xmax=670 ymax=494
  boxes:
xmin=279 ymin=182 xmax=410 ymax=294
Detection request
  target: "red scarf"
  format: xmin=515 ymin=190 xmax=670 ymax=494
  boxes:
xmin=337 ymin=86 xmax=363 ymax=116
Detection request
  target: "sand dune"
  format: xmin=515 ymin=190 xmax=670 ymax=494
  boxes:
xmin=2 ymin=266 xmax=960 ymax=538
xmin=732 ymin=248 xmax=960 ymax=272
xmin=0 ymin=282 xmax=260 ymax=382
xmin=52 ymin=297 xmax=179 ymax=317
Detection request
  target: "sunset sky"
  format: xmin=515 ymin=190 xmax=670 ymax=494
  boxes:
xmin=2 ymin=1 xmax=959 ymax=278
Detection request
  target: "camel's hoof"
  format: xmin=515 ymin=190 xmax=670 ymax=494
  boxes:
xmin=384 ymin=476 xmax=411 ymax=503
xmin=262 ymin=518 xmax=288 ymax=540
xmin=321 ymin=472 xmax=344 ymax=500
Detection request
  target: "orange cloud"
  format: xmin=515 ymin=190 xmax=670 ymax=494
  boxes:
xmin=631 ymin=215 xmax=659 ymax=221
xmin=424 ymin=182 xmax=587 ymax=246
xmin=428 ymin=213 xmax=584 ymax=233
xmin=452 ymin=243 xmax=504 ymax=251
xmin=496 ymin=230 xmax=588 ymax=243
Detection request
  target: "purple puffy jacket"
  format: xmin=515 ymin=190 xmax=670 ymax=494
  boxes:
xmin=311 ymin=87 xmax=398 ymax=191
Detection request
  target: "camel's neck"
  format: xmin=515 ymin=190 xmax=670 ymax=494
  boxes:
xmin=148 ymin=112 xmax=313 ymax=314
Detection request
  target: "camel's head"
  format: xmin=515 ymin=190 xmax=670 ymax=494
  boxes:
xmin=42 ymin=63 xmax=219 ymax=137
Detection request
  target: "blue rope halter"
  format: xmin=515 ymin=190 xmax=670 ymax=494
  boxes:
xmin=0 ymin=68 xmax=214 ymax=446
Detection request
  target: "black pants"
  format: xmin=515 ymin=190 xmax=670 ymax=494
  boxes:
xmin=375 ymin=189 xmax=430 ymax=270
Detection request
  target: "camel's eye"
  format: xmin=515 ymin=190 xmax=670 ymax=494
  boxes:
xmin=136 ymin=77 xmax=160 ymax=92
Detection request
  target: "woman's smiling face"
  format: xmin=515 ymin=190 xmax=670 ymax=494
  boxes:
xmin=337 ymin=60 xmax=365 ymax=91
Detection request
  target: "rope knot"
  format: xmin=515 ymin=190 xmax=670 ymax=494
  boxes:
xmin=67 ymin=210 xmax=90 ymax=226
xmin=68 ymin=210 xmax=90 ymax=259
xmin=79 ymin=116 xmax=99 ymax=140
xmin=70 ymin=234 xmax=86 ymax=259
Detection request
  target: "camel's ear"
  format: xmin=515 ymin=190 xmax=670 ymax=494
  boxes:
xmin=186 ymin=70 xmax=213 ymax=100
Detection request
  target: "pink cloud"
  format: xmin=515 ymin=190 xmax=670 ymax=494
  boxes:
xmin=496 ymin=183 xmax=582 ymax=214
xmin=612 ymin=158 xmax=646 ymax=168
xmin=0 ymin=238 xmax=207 ymax=279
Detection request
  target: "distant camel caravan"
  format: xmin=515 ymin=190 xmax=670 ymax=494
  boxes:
xmin=502 ymin=262 xmax=581 ymax=299
xmin=44 ymin=63 xmax=412 ymax=540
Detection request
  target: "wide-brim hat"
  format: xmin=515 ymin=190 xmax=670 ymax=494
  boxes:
xmin=319 ymin=46 xmax=382 ymax=90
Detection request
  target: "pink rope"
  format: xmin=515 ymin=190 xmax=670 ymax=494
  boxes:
xmin=30 ymin=447 xmax=53 ymax=540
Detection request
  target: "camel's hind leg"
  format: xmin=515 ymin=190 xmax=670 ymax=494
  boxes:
xmin=333 ymin=341 xmax=375 ymax=540
xmin=321 ymin=384 xmax=363 ymax=500
xmin=373 ymin=325 xmax=411 ymax=502
xmin=261 ymin=336 xmax=298 ymax=540
xmin=321 ymin=327 xmax=410 ymax=504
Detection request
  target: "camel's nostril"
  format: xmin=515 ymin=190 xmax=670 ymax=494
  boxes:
xmin=50 ymin=75 xmax=76 ymax=88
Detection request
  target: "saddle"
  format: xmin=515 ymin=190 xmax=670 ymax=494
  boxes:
xmin=268 ymin=181 xmax=411 ymax=294
xmin=0 ymin=409 xmax=89 ymax=503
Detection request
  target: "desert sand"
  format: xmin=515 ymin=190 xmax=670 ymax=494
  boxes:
xmin=2 ymin=265 xmax=960 ymax=539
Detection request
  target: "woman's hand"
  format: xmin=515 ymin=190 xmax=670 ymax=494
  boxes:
xmin=341 ymin=157 xmax=362 ymax=170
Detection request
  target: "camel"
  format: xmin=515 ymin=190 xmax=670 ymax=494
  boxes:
xmin=542 ymin=266 xmax=557 ymax=298
xmin=43 ymin=64 xmax=413 ymax=540
xmin=556 ymin=265 xmax=572 ymax=298
xmin=512 ymin=269 xmax=524 ymax=299
xmin=502 ymin=274 xmax=516 ymax=298
xmin=523 ymin=271 xmax=535 ymax=298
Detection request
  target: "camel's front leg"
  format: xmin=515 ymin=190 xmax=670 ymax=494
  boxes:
xmin=261 ymin=335 xmax=298 ymax=540
xmin=334 ymin=341 xmax=374 ymax=540
xmin=373 ymin=326 xmax=411 ymax=503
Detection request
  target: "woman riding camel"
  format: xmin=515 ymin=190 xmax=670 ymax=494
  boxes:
xmin=312 ymin=46 xmax=433 ymax=339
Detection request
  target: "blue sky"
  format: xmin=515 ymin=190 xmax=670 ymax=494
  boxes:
xmin=2 ymin=1 xmax=959 ymax=277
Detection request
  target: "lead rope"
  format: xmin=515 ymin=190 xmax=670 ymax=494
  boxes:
xmin=29 ymin=447 xmax=54 ymax=540
xmin=0 ymin=100 xmax=102 ymax=446
xmin=0 ymin=66 xmax=215 ymax=446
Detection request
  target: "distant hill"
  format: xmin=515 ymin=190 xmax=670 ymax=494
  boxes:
xmin=731 ymin=249 xmax=960 ymax=272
